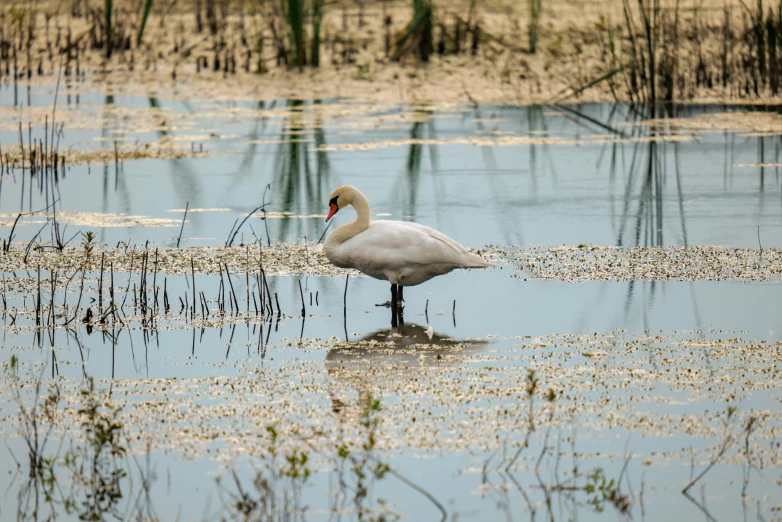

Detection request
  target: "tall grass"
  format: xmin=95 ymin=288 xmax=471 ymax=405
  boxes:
xmin=392 ymin=0 xmax=433 ymax=61
xmin=285 ymin=0 xmax=306 ymax=67
xmin=311 ymin=0 xmax=322 ymax=67
xmin=528 ymin=0 xmax=542 ymax=53
xmin=136 ymin=0 xmax=154 ymax=46
xmin=105 ymin=0 xmax=113 ymax=58
xmin=279 ymin=0 xmax=322 ymax=68
xmin=619 ymin=0 xmax=661 ymax=102
xmin=609 ymin=0 xmax=782 ymax=103
xmin=5 ymin=0 xmax=782 ymax=100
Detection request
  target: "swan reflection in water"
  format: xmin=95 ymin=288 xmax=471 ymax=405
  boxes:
xmin=325 ymin=322 xmax=488 ymax=413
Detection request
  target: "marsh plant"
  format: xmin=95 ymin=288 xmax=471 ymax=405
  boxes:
xmin=222 ymin=396 xmax=445 ymax=521
xmin=585 ymin=468 xmax=631 ymax=514
xmin=527 ymin=0 xmax=542 ymax=53
xmin=219 ymin=424 xmax=312 ymax=522
xmin=81 ymin=230 xmax=97 ymax=260
xmin=603 ymin=0 xmax=782 ymax=101
xmin=332 ymin=396 xmax=394 ymax=520
xmin=8 ymin=355 xmax=62 ymax=520
xmin=7 ymin=360 xmax=144 ymax=522
xmin=481 ymin=369 xmax=632 ymax=520
xmin=64 ymin=377 xmax=128 ymax=521
xmin=392 ymin=0 xmax=434 ymax=62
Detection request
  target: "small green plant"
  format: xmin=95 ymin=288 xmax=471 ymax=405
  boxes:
xmin=9 ymin=6 xmax=25 ymax=25
xmin=585 ymin=467 xmax=630 ymax=513
xmin=81 ymin=231 xmax=96 ymax=260
xmin=220 ymin=423 xmax=311 ymax=520
xmin=585 ymin=468 xmax=613 ymax=511
xmin=68 ymin=377 xmax=128 ymax=520
xmin=332 ymin=396 xmax=394 ymax=518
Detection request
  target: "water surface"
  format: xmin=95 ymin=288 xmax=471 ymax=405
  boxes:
xmin=1 ymin=80 xmax=781 ymax=521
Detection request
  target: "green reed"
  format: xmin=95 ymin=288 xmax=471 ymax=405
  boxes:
xmin=136 ymin=0 xmax=154 ymax=46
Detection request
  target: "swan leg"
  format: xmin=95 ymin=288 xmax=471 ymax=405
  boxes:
xmin=398 ymin=286 xmax=404 ymax=302
xmin=391 ymin=284 xmax=398 ymax=327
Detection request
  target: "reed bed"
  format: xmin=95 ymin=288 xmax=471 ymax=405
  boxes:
xmin=0 ymin=1 xmax=776 ymax=103
xmin=602 ymin=0 xmax=782 ymax=102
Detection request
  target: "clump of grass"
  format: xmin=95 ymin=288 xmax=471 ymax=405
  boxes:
xmin=603 ymin=0 xmax=782 ymax=102
xmin=220 ymin=396 xmax=445 ymax=520
xmin=392 ymin=0 xmax=434 ymax=62
xmin=68 ymin=377 xmax=128 ymax=521
xmin=277 ymin=0 xmax=323 ymax=68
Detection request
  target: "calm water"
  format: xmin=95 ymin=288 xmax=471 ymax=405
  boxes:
xmin=1 ymin=82 xmax=781 ymax=248
xmin=1 ymin=80 xmax=781 ymax=521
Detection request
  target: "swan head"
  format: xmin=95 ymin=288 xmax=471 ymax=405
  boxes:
xmin=325 ymin=185 xmax=358 ymax=222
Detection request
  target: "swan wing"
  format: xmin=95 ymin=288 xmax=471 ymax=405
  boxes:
xmin=392 ymin=221 xmax=472 ymax=255
xmin=391 ymin=221 xmax=492 ymax=267
xmin=329 ymin=221 xmax=489 ymax=284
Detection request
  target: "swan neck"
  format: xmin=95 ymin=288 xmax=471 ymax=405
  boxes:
xmin=324 ymin=189 xmax=371 ymax=248
xmin=351 ymin=191 xmax=371 ymax=229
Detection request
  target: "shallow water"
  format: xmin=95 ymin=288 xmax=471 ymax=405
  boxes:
xmin=2 ymin=82 xmax=782 ymax=248
xmin=1 ymin=80 xmax=782 ymax=521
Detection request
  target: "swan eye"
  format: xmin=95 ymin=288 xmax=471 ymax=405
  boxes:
xmin=329 ymin=195 xmax=339 ymax=207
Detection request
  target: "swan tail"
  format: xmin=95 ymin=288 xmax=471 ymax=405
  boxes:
xmin=463 ymin=252 xmax=495 ymax=269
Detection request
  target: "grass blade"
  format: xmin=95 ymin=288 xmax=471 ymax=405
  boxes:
xmin=137 ymin=0 xmax=154 ymax=47
xmin=105 ymin=0 xmax=113 ymax=58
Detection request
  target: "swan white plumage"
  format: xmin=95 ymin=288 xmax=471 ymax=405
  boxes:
xmin=323 ymin=186 xmax=492 ymax=304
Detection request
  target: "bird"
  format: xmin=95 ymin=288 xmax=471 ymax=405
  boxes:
xmin=322 ymin=185 xmax=492 ymax=312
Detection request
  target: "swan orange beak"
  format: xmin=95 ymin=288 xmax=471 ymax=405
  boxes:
xmin=326 ymin=203 xmax=338 ymax=222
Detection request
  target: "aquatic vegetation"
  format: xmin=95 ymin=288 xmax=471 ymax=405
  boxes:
xmin=491 ymin=244 xmax=782 ymax=282
xmin=7 ymin=362 xmax=140 ymax=521
xmin=80 ymin=231 xmax=97 ymax=261
xmin=0 ymin=19 xmax=781 ymax=519
xmin=2 ymin=285 xmax=780 ymax=519
xmin=136 ymin=0 xmax=155 ymax=46
xmin=219 ymin=425 xmax=312 ymax=522
xmin=392 ymin=0 xmax=434 ymax=62
xmin=606 ymin=0 xmax=782 ymax=102
xmin=527 ymin=0 xmax=542 ymax=53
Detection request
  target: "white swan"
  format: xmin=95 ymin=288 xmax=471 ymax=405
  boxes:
xmin=323 ymin=185 xmax=492 ymax=305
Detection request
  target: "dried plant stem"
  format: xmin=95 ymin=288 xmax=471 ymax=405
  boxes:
xmin=177 ymin=202 xmax=189 ymax=248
